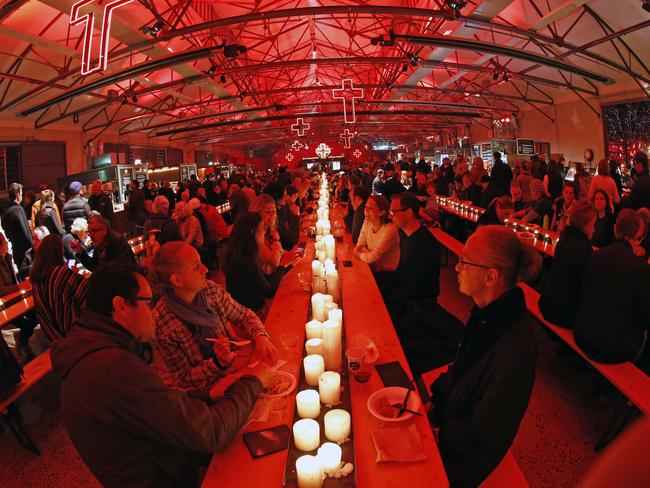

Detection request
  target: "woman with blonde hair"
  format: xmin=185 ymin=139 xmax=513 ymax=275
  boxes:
xmin=249 ymin=193 xmax=284 ymax=273
xmin=429 ymin=225 xmax=541 ymax=487
xmin=354 ymin=195 xmax=400 ymax=274
xmin=36 ymin=189 xmax=65 ymax=236
xmin=151 ymin=241 xmax=276 ymax=391
xmin=173 ymin=200 xmax=203 ymax=248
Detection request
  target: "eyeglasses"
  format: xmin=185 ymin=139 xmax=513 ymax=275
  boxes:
xmin=458 ymin=258 xmax=492 ymax=270
xmin=389 ymin=208 xmax=408 ymax=216
xmin=133 ymin=296 xmax=155 ymax=308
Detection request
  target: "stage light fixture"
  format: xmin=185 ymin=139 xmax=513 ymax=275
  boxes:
xmin=401 ymin=63 xmax=409 ymax=72
xmin=492 ymin=71 xmax=499 ymax=81
xmin=72 ymin=112 xmax=79 ymax=123
xmin=142 ymin=20 xmax=164 ymax=38
xmin=239 ymin=91 xmax=247 ymax=101
xmin=131 ymin=95 xmax=138 ymax=103
xmin=223 ymin=44 xmax=247 ymax=58
xmin=502 ymin=73 xmax=510 ymax=82
xmin=219 ymin=74 xmax=227 ymax=83
xmin=206 ymin=64 xmax=217 ymax=76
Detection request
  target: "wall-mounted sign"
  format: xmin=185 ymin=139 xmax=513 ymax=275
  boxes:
xmin=70 ymin=0 xmax=134 ymax=75
xmin=516 ymin=139 xmax=536 ymax=155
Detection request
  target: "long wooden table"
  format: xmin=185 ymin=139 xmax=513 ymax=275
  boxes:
xmin=202 ymin=233 xmax=448 ymax=487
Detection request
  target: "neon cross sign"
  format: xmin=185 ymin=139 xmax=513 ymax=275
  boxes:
xmin=291 ymin=140 xmax=304 ymax=151
xmin=315 ymin=143 xmax=331 ymax=159
xmin=332 ymin=79 xmax=364 ymax=124
xmin=70 ymin=0 xmax=133 ymax=75
xmin=291 ymin=118 xmax=310 ymax=137
xmin=339 ymin=128 xmax=354 ymax=149
xmin=353 ymin=149 xmax=362 ymax=158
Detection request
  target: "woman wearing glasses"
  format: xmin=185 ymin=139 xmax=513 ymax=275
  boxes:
xmin=429 ymin=225 xmax=541 ymax=487
xmin=70 ymin=213 xmax=135 ymax=271
xmin=354 ymin=195 xmax=400 ymax=277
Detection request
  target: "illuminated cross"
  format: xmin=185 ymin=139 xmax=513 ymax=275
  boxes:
xmin=285 ymin=152 xmax=294 ymax=162
xmin=340 ymin=129 xmax=354 ymax=149
xmin=353 ymin=149 xmax=362 ymax=158
xmin=332 ymin=79 xmax=364 ymax=124
xmin=291 ymin=118 xmax=310 ymax=137
xmin=291 ymin=140 xmax=304 ymax=151
xmin=70 ymin=0 xmax=134 ymax=75
xmin=315 ymin=143 xmax=331 ymax=159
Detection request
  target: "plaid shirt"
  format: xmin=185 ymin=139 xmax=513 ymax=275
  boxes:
xmin=152 ymin=280 xmax=268 ymax=390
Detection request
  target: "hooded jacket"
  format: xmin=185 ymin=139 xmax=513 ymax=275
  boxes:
xmin=51 ymin=310 xmax=262 ymax=488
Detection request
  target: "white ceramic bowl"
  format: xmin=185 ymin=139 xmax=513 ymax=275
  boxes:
xmin=367 ymin=387 xmax=422 ymax=422
xmin=259 ymin=370 xmax=297 ymax=399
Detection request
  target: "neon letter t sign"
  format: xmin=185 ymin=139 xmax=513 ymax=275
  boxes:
xmin=70 ymin=0 xmax=133 ymax=75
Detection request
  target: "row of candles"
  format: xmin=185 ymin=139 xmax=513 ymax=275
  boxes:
xmin=503 ymin=218 xmax=559 ymax=246
xmin=294 ymin=175 xmax=353 ymax=488
xmin=434 ymin=195 xmax=483 ymax=220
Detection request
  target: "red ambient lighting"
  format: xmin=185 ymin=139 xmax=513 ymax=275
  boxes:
xmin=70 ymin=0 xmax=134 ymax=75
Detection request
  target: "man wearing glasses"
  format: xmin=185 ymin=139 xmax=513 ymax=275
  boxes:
xmin=52 ymin=263 xmax=271 ymax=487
xmin=70 ymin=213 xmax=135 ymax=271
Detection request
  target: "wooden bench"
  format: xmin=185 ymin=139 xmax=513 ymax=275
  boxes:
xmin=429 ymin=227 xmax=650 ymax=417
xmin=0 ymin=349 xmax=53 ymax=455
xmin=418 ymin=365 xmax=529 ymax=487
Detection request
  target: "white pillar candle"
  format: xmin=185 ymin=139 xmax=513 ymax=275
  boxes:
xmin=322 ymin=294 xmax=334 ymax=306
xmin=315 ymin=235 xmax=324 ymax=243
xmin=311 ymin=293 xmax=326 ymax=322
xmin=316 ymin=220 xmax=324 ymax=235
xmin=318 ymin=371 xmax=340 ymax=406
xmin=317 ymin=442 xmax=342 ymax=473
xmin=303 ymin=354 xmax=325 ymax=387
xmin=296 ymin=455 xmax=323 ymax=488
xmin=322 ymin=222 xmax=331 ymax=235
xmin=305 ymin=320 xmax=322 ymax=340
xmin=324 ymin=302 xmax=338 ymax=321
xmin=323 ymin=235 xmax=336 ymax=260
xmin=305 ymin=338 xmax=325 ymax=356
xmin=293 ymin=419 xmax=320 ymax=452
xmin=315 ymin=241 xmax=325 ymax=252
xmin=324 ymin=409 xmax=351 ymax=443
xmin=296 ymin=390 xmax=321 ymax=419
xmin=311 ymin=260 xmax=323 ymax=277
xmin=328 ymin=308 xmax=343 ymax=326
xmin=321 ymin=319 xmax=342 ymax=371
xmin=326 ymin=270 xmax=340 ymax=304
xmin=316 ymin=250 xmax=326 ymax=264
xmin=324 ymin=259 xmax=336 ymax=272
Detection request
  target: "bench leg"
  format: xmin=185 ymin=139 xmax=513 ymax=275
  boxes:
xmin=2 ymin=403 xmax=41 ymax=456
xmin=595 ymin=401 xmax=635 ymax=452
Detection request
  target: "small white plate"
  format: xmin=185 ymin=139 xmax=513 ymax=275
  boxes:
xmin=259 ymin=370 xmax=297 ymax=399
xmin=367 ymin=387 xmax=422 ymax=422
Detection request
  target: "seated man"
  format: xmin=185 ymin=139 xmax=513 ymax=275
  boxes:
xmin=574 ymin=209 xmax=650 ymax=368
xmin=350 ymin=185 xmax=370 ymax=245
xmin=71 ymin=213 xmax=136 ymax=271
xmin=539 ymin=200 xmax=595 ymax=328
xmin=521 ymin=179 xmax=553 ymax=226
xmin=51 ymin=263 xmax=271 ymax=488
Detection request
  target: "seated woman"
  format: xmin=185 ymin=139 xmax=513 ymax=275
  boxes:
xmin=224 ymin=212 xmax=299 ymax=318
xmin=550 ymin=182 xmax=576 ymax=232
xmin=591 ymin=190 xmax=616 ymax=248
xmin=354 ymin=195 xmax=400 ymax=276
xmin=249 ymin=194 xmax=284 ymax=274
xmin=71 ymin=214 xmax=136 ymax=271
xmin=63 ymin=217 xmax=91 ymax=260
xmin=476 ymin=196 xmax=513 ymax=227
xmin=0 ymin=232 xmax=38 ymax=358
xmin=30 ymin=234 xmax=88 ymax=341
xmin=539 ymin=200 xmax=596 ymax=328
xmin=418 ymin=183 xmax=440 ymax=224
xmin=429 ymin=225 xmax=541 ymax=487
xmin=151 ymin=241 xmax=277 ymax=391
xmin=173 ymin=201 xmax=203 ymax=249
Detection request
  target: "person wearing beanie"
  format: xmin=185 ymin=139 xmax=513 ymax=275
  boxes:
xmin=62 ymin=181 xmax=90 ymax=233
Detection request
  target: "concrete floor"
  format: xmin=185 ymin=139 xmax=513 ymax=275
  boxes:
xmin=0 ymin=260 xmax=624 ymax=487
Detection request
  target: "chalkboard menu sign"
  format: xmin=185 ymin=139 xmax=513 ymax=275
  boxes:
xmin=180 ymin=166 xmax=189 ymax=181
xmin=472 ymin=144 xmax=481 ymax=156
xmin=481 ymin=144 xmax=493 ymax=164
xmin=516 ymin=139 xmax=535 ymax=155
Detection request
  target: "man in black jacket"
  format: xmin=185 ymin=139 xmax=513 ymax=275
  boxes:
xmin=371 ymin=169 xmax=385 ymax=194
xmin=349 ymin=185 xmax=369 ymax=244
xmin=539 ymin=200 xmax=596 ymax=328
xmin=3 ymin=182 xmax=33 ymax=268
xmin=264 ymin=181 xmax=300 ymax=250
xmin=71 ymin=214 xmax=136 ymax=271
xmin=88 ymin=179 xmax=114 ymax=225
xmin=490 ymin=151 xmax=513 ymax=196
xmin=623 ymin=151 xmax=650 ymax=210
xmin=574 ymin=209 xmax=650 ymax=366
xmin=62 ymin=181 xmax=90 ymax=232
xmin=52 ymin=263 xmax=271 ymax=488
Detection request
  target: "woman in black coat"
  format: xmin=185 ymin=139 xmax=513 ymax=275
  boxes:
xmin=224 ymin=212 xmax=299 ymax=318
xmin=36 ymin=190 xmax=65 ymax=236
xmin=590 ymin=190 xmax=616 ymax=248
xmin=429 ymin=225 xmax=541 ymax=487
xmin=539 ymin=200 xmax=596 ymax=328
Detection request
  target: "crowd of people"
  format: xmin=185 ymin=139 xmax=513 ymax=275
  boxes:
xmin=0 ymin=148 xmax=648 ymax=487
